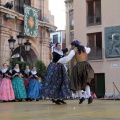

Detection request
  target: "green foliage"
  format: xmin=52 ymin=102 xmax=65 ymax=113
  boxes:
xmin=9 ymin=58 xmax=31 ymax=71
xmin=35 ymin=60 xmax=47 ymax=81
xmin=9 ymin=58 xmax=47 ymax=82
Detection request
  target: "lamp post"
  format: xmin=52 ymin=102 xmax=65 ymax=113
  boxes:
xmin=8 ymin=36 xmax=16 ymax=56
xmin=24 ymin=40 xmax=31 ymax=51
xmin=17 ymin=33 xmax=24 ymax=62
xmin=8 ymin=35 xmax=31 ymax=62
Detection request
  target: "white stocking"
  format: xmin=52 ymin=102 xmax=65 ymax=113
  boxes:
xmin=72 ymin=91 xmax=75 ymax=99
xmin=78 ymin=90 xmax=85 ymax=99
xmin=85 ymin=85 xmax=91 ymax=98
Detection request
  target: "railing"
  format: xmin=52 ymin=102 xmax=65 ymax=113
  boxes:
xmin=87 ymin=15 xmax=101 ymax=26
xmin=14 ymin=5 xmax=24 ymax=15
xmin=70 ymin=25 xmax=74 ymax=30
xmin=87 ymin=48 xmax=102 ymax=60
xmin=14 ymin=0 xmax=38 ymax=15
xmin=113 ymin=82 xmax=120 ymax=100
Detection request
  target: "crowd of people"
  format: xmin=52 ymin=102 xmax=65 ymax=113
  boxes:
xmin=0 ymin=40 xmax=94 ymax=105
xmin=0 ymin=63 xmax=42 ymax=102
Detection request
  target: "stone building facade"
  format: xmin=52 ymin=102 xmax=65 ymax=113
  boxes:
xmin=0 ymin=0 xmax=56 ymax=67
xmin=65 ymin=0 xmax=120 ymax=98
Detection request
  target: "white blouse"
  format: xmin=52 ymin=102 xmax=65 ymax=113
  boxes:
xmin=58 ymin=50 xmax=75 ymax=64
xmin=57 ymin=47 xmax=91 ymax=64
xmin=85 ymin=47 xmax=91 ymax=54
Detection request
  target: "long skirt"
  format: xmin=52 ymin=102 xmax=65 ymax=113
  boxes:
xmin=27 ymin=79 xmax=42 ymax=99
xmin=70 ymin=61 xmax=94 ymax=91
xmin=12 ymin=77 xmax=27 ymax=99
xmin=24 ymin=78 xmax=29 ymax=91
xmin=42 ymin=62 xmax=70 ymax=99
xmin=0 ymin=78 xmax=15 ymax=101
xmin=0 ymin=78 xmax=2 ymax=86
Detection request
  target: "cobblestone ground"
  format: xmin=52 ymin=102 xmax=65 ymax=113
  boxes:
xmin=0 ymin=100 xmax=120 ymax=120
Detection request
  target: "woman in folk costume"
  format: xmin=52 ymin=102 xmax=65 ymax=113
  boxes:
xmin=58 ymin=40 xmax=94 ymax=104
xmin=0 ymin=63 xmax=15 ymax=102
xmin=0 ymin=70 xmax=3 ymax=85
xmin=23 ymin=65 xmax=31 ymax=91
xmin=12 ymin=64 xmax=27 ymax=101
xmin=42 ymin=43 xmax=71 ymax=105
xmin=27 ymin=66 xmax=42 ymax=101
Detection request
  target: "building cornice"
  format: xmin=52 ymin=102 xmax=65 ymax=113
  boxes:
xmin=65 ymin=0 xmax=73 ymax=4
xmin=0 ymin=6 xmax=57 ymax=29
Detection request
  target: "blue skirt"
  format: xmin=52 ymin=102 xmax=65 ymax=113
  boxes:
xmin=42 ymin=62 xmax=70 ymax=99
xmin=27 ymin=79 xmax=42 ymax=99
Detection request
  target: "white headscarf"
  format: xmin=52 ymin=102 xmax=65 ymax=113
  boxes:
xmin=1 ymin=68 xmax=7 ymax=73
xmin=53 ymin=47 xmax=63 ymax=56
xmin=14 ymin=68 xmax=20 ymax=72
xmin=31 ymin=70 xmax=37 ymax=75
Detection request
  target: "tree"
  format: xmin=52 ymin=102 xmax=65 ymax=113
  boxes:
xmin=35 ymin=60 xmax=47 ymax=81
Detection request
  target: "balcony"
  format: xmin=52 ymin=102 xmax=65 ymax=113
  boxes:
xmin=87 ymin=15 xmax=101 ymax=26
xmin=87 ymin=48 xmax=103 ymax=60
xmin=14 ymin=5 xmax=24 ymax=15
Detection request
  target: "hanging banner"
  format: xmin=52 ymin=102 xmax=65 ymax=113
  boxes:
xmin=24 ymin=4 xmax=38 ymax=37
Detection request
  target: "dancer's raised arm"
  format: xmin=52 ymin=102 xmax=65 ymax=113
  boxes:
xmin=57 ymin=49 xmax=75 ymax=64
xmin=85 ymin=47 xmax=91 ymax=54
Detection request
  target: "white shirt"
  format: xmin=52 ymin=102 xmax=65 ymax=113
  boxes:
xmin=58 ymin=50 xmax=75 ymax=64
xmin=85 ymin=47 xmax=91 ymax=54
xmin=57 ymin=47 xmax=91 ymax=64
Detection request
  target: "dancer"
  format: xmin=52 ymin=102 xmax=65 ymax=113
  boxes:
xmin=27 ymin=66 xmax=42 ymax=101
xmin=42 ymin=43 xmax=71 ymax=105
xmin=58 ymin=40 xmax=94 ymax=104
xmin=12 ymin=64 xmax=27 ymax=101
xmin=0 ymin=63 xmax=15 ymax=102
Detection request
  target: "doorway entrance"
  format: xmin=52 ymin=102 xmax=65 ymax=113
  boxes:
xmin=11 ymin=46 xmax=38 ymax=65
xmin=91 ymin=73 xmax=105 ymax=98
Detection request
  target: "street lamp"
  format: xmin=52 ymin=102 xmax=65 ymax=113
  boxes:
xmin=8 ymin=35 xmax=31 ymax=62
xmin=17 ymin=33 xmax=24 ymax=61
xmin=8 ymin=36 xmax=16 ymax=55
xmin=24 ymin=40 xmax=31 ymax=51
xmin=17 ymin=34 xmax=24 ymax=45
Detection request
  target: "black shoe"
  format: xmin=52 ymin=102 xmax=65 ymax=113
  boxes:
xmin=3 ymin=100 xmax=7 ymax=102
xmin=51 ymin=99 xmax=56 ymax=103
xmin=19 ymin=99 xmax=22 ymax=102
xmin=88 ymin=96 xmax=93 ymax=104
xmin=57 ymin=100 xmax=67 ymax=104
xmin=54 ymin=100 xmax=61 ymax=105
xmin=30 ymin=99 xmax=33 ymax=101
xmin=79 ymin=97 xmax=85 ymax=104
xmin=25 ymin=98 xmax=30 ymax=101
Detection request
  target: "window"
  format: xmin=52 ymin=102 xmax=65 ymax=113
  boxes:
xmin=38 ymin=10 xmax=43 ymax=21
xmin=14 ymin=0 xmax=31 ymax=14
xmin=53 ymin=34 xmax=58 ymax=44
xmin=39 ymin=0 xmax=44 ymax=21
xmin=86 ymin=0 xmax=101 ymax=26
xmin=87 ymin=32 xmax=102 ymax=60
xmin=70 ymin=32 xmax=74 ymax=42
xmin=69 ymin=9 xmax=74 ymax=30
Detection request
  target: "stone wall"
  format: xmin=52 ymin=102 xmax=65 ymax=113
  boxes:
xmin=0 ymin=0 xmax=56 ymax=68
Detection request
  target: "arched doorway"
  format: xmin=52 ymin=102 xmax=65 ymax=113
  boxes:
xmin=11 ymin=46 xmax=38 ymax=65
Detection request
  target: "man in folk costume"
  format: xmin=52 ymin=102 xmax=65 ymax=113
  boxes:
xmin=58 ymin=40 xmax=94 ymax=104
